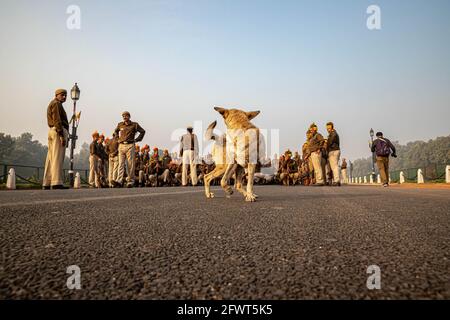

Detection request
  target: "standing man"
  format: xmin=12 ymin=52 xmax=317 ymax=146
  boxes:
xmin=114 ymin=111 xmax=146 ymax=188
xmin=308 ymin=123 xmax=325 ymax=186
xmin=43 ymin=89 xmax=69 ymax=190
xmin=325 ymin=122 xmax=341 ymax=186
xmin=89 ymin=131 xmax=101 ymax=188
xmin=371 ymin=132 xmax=397 ymax=187
xmin=179 ymin=125 xmax=199 ymax=186
xmin=341 ymin=158 xmax=348 ymax=184
xmin=106 ymin=133 xmax=119 ymax=187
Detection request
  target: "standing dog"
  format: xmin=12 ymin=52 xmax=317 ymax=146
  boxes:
xmin=204 ymin=107 xmax=266 ymax=202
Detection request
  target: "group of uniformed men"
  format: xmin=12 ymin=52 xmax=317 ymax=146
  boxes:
xmin=43 ymin=88 xmax=349 ymax=189
xmin=275 ymin=122 xmax=348 ymax=186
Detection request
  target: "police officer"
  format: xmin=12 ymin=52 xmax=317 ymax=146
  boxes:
xmin=43 ymin=89 xmax=69 ymax=190
xmin=114 ymin=111 xmax=146 ymax=188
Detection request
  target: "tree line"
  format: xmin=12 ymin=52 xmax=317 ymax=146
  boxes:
xmin=0 ymin=132 xmax=90 ymax=170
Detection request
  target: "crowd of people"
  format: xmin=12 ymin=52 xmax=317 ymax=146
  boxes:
xmin=86 ymin=118 xmax=350 ymax=189
xmin=42 ymin=88 xmax=360 ymax=190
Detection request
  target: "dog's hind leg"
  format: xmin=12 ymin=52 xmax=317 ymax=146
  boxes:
xmin=221 ymin=163 xmax=237 ymax=198
xmin=234 ymin=166 xmax=248 ymax=197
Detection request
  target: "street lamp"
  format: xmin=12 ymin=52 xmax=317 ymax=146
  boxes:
xmin=369 ymin=128 xmax=376 ymax=183
xmin=69 ymin=83 xmax=80 ymax=187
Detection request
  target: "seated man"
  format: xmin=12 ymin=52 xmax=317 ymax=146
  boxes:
xmin=159 ymin=149 xmax=172 ymax=185
xmin=139 ymin=145 xmax=150 ymax=187
xmin=279 ymin=150 xmax=300 ymax=186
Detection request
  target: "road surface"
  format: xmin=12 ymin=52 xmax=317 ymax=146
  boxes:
xmin=0 ymin=185 xmax=449 ymax=299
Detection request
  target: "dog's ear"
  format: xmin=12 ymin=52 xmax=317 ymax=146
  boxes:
xmin=246 ymin=110 xmax=260 ymax=120
xmin=214 ymin=106 xmax=228 ymax=117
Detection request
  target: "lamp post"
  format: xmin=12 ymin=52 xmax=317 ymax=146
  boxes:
xmin=369 ymin=128 xmax=376 ymax=183
xmin=69 ymin=83 xmax=80 ymax=187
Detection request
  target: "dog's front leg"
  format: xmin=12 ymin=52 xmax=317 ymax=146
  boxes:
xmin=245 ymin=163 xmax=257 ymax=202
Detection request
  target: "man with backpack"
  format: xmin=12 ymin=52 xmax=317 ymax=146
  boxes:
xmin=371 ymin=132 xmax=397 ymax=187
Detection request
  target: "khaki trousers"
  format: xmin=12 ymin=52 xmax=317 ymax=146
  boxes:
xmin=328 ymin=150 xmax=341 ymax=183
xmin=310 ymin=151 xmax=324 ymax=184
xmin=117 ymin=143 xmax=136 ymax=184
xmin=376 ymin=156 xmax=390 ymax=184
xmin=341 ymin=168 xmax=348 ymax=184
xmin=182 ymin=150 xmax=198 ymax=186
xmin=108 ymin=155 xmax=119 ymax=186
xmin=43 ymin=127 xmax=68 ymax=187
xmin=89 ymin=155 xmax=100 ymax=187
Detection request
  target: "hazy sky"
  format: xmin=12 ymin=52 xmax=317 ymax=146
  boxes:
xmin=1 ymin=0 xmax=449 ymax=160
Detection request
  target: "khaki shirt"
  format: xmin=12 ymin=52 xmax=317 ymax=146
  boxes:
xmin=47 ymin=99 xmax=69 ymax=137
xmin=114 ymin=121 xmax=145 ymax=144
xmin=308 ymin=132 xmax=325 ymax=153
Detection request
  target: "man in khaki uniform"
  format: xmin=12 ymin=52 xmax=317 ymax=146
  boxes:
xmin=179 ymin=126 xmax=199 ymax=186
xmin=114 ymin=111 xmax=146 ymax=187
xmin=43 ymin=89 xmax=69 ymax=190
xmin=308 ymin=123 xmax=325 ymax=186
xmin=106 ymin=133 xmax=119 ymax=187
xmin=89 ymin=131 xmax=101 ymax=188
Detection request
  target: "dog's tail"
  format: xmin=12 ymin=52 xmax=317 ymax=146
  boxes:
xmin=205 ymin=120 xmax=218 ymax=141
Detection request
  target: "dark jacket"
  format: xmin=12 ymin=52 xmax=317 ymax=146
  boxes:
xmin=327 ymin=130 xmax=340 ymax=152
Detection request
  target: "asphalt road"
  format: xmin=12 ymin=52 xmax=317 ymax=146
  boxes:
xmin=0 ymin=185 xmax=449 ymax=299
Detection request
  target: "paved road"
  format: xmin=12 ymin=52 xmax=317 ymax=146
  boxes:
xmin=0 ymin=185 xmax=449 ymax=299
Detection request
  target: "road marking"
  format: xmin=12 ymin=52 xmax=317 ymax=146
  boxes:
xmin=0 ymin=189 xmax=212 ymax=208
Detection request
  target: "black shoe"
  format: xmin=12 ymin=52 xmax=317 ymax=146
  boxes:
xmin=42 ymin=186 xmax=51 ymax=190
xmin=126 ymin=183 xmax=134 ymax=188
xmin=51 ymin=185 xmax=69 ymax=190
xmin=313 ymin=183 xmax=325 ymax=187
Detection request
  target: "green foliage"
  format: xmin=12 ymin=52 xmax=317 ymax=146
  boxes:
xmin=351 ymin=135 xmax=450 ymax=177
xmin=0 ymin=132 xmax=89 ymax=169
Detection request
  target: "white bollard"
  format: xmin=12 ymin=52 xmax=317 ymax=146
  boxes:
xmin=417 ymin=169 xmax=424 ymax=184
xmin=74 ymin=172 xmax=81 ymax=189
xmin=400 ymin=171 xmax=405 ymax=184
xmin=389 ymin=175 xmax=392 ymax=184
xmin=358 ymin=177 xmax=362 ymax=184
xmin=446 ymin=165 xmax=450 ymax=184
xmin=6 ymin=168 xmax=16 ymax=190
xmin=364 ymin=176 xmax=368 ymax=184
xmin=369 ymin=175 xmax=374 ymax=184
xmin=377 ymin=174 xmax=381 ymax=184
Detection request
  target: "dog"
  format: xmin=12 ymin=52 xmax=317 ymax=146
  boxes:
xmin=203 ymin=107 xmax=266 ymax=202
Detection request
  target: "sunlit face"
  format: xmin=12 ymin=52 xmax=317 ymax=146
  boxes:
xmin=56 ymin=92 xmax=67 ymax=103
xmin=310 ymin=126 xmax=317 ymax=134
xmin=326 ymin=125 xmax=333 ymax=133
xmin=122 ymin=114 xmax=130 ymax=122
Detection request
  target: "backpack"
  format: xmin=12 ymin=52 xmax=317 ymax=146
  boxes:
xmin=376 ymin=138 xmax=391 ymax=157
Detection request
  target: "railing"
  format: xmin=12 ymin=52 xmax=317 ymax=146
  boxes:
xmin=390 ymin=164 xmax=447 ymax=183
xmin=0 ymin=163 xmax=89 ymax=186
xmin=351 ymin=163 xmax=449 ymax=184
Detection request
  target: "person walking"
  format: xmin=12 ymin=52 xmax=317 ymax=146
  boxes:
xmin=371 ymin=132 xmax=397 ymax=187
xmin=341 ymin=158 xmax=348 ymax=184
xmin=42 ymin=89 xmax=69 ymax=190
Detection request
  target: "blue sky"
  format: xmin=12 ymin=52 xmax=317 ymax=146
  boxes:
xmin=0 ymin=0 xmax=449 ymax=160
